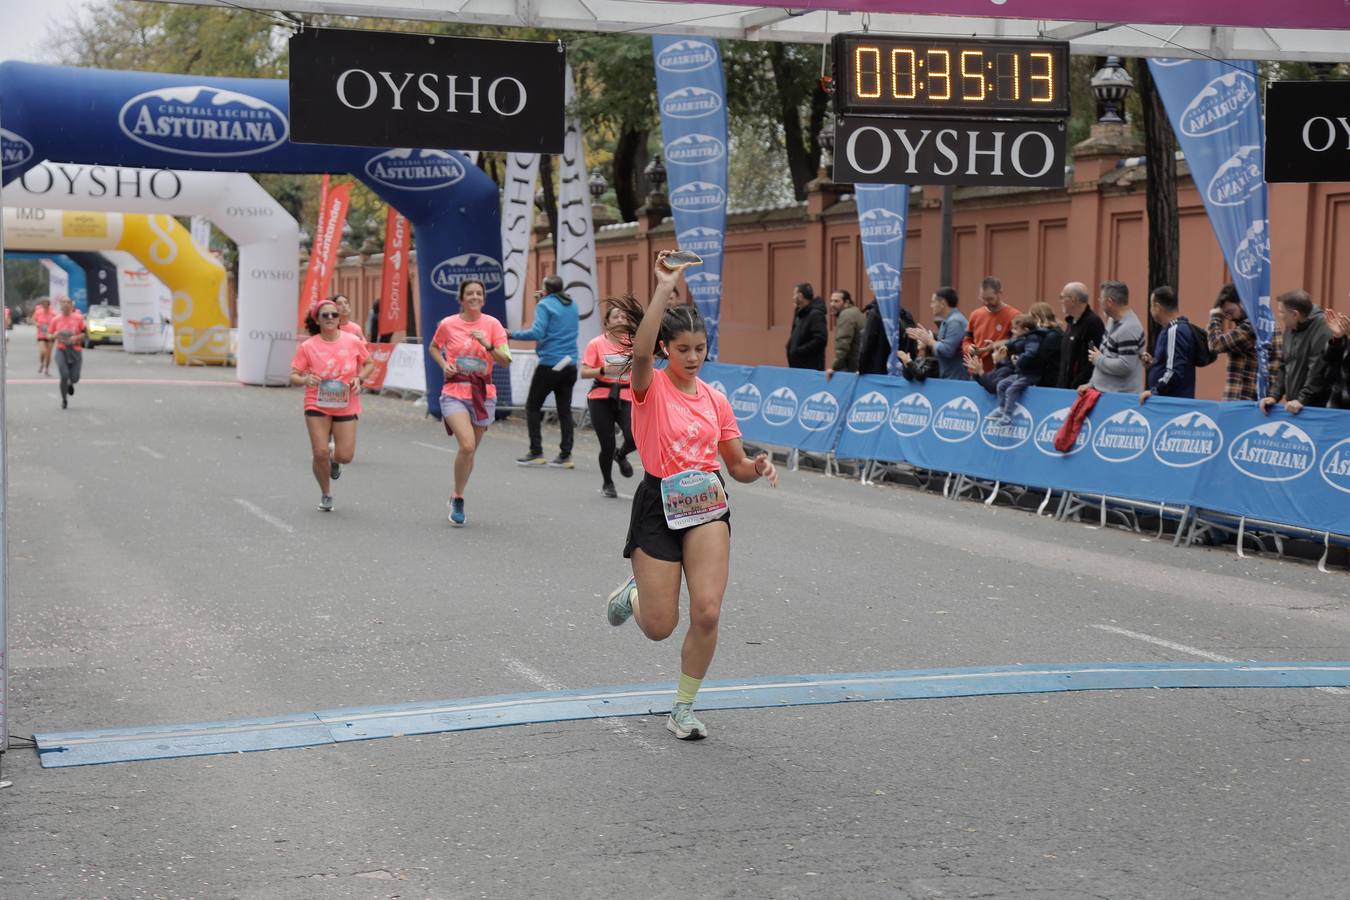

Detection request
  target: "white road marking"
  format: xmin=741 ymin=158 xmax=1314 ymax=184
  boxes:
xmin=1092 ymin=624 xmax=1349 ymax=695
xmin=138 ymin=445 xmax=165 ymax=461
xmin=232 ymin=498 xmax=295 ymax=534
xmin=413 ymin=440 xmax=452 ymax=454
xmin=503 ymin=657 xmax=667 ymax=753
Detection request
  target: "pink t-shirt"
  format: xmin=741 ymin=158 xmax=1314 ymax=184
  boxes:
xmin=583 ymin=334 xmax=633 ymax=402
xmin=32 ymin=306 xmax=52 ymax=339
xmin=48 ymin=312 xmax=86 ymax=351
xmin=433 ymin=313 xmax=509 ymax=401
xmin=291 ymin=331 xmax=371 ymax=416
xmin=341 ymin=321 xmax=366 ymax=340
xmin=632 ymin=368 xmax=740 ymax=479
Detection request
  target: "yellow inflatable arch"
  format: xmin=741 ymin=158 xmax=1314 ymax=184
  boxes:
xmin=3 ymin=207 xmax=228 ymax=365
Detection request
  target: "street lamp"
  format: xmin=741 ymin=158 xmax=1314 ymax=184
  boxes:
xmin=588 ymin=167 xmax=608 ymax=201
xmin=816 ymin=120 xmax=836 ymax=171
xmin=644 ymin=154 xmax=667 ymax=192
xmin=1091 ymin=56 xmax=1134 ymax=124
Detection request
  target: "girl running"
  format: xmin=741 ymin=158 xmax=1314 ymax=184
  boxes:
xmin=427 ymin=278 xmax=511 ymax=527
xmin=335 ymin=294 xmax=367 ymax=340
xmin=290 ymin=297 xmax=375 ymax=512
xmin=604 ymin=253 xmax=778 ymax=741
xmin=580 ymin=303 xmax=638 ymax=498
xmin=32 ymin=298 xmax=53 ymax=375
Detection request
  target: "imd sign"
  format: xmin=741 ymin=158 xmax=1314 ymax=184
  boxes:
xmin=289 ymin=27 xmax=565 ymax=153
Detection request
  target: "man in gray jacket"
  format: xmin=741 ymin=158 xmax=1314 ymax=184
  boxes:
xmin=827 ymin=288 xmax=866 ymax=375
xmin=1259 ymin=289 xmax=1332 ymax=416
xmin=1081 ymin=280 xmax=1145 ymax=394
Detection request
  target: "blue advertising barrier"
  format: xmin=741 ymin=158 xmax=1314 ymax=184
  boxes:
xmin=653 ymin=35 xmax=729 ymax=360
xmin=703 ymin=363 xmax=1349 ymax=538
xmin=0 ymin=61 xmax=504 ymax=417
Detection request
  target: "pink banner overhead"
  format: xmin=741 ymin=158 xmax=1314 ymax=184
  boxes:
xmin=682 ymin=0 xmax=1349 ymax=30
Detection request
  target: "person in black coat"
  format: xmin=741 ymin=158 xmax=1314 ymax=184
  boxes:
xmin=1311 ymin=309 xmax=1350 ymax=409
xmin=858 ymin=300 xmax=917 ymax=375
xmin=786 ymin=283 xmax=828 ymax=369
xmin=1028 ymin=302 xmax=1064 ymax=388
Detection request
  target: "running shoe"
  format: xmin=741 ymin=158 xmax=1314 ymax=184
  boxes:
xmin=61 ymin=397 xmax=67 ymax=410
xmin=68 ymin=383 xmax=75 ymax=396
xmin=318 ymin=494 xmax=334 ymax=512
xmin=616 ymin=454 xmax=634 ymax=478
xmin=516 ymin=454 xmax=548 ymax=466
xmin=667 ymin=702 xmax=708 ymax=740
xmin=601 ymin=482 xmax=618 ymax=498
xmin=449 ymin=497 xmax=466 ymax=526
xmin=330 ymin=460 xmax=342 ymax=481
xmin=548 ymin=455 xmax=575 ymax=469
xmin=605 ymin=574 xmax=637 ymax=626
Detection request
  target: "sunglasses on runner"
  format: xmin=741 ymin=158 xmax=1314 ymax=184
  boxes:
xmin=318 ymin=312 xmax=340 ymax=319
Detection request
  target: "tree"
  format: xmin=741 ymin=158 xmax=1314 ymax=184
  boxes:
xmin=1136 ymin=59 xmax=1179 ymax=349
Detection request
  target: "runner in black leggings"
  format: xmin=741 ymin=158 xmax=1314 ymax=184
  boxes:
xmin=581 ymin=304 xmax=638 ymax=498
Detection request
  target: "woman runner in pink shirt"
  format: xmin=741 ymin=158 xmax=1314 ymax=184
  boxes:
xmin=580 ymin=303 xmax=638 ymax=498
xmin=427 ymin=278 xmax=511 ymax=527
xmin=290 ymin=297 xmax=375 ymax=512
xmin=334 ymin=294 xmax=366 ymax=340
xmin=604 ymin=252 xmax=778 ymax=741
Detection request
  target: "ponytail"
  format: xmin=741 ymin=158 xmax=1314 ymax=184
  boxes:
xmin=606 ymin=293 xmax=706 ymax=359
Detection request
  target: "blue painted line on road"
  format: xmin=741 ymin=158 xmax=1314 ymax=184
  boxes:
xmin=32 ymin=662 xmax=1350 ymax=768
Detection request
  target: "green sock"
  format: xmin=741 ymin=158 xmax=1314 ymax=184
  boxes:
xmin=675 ymin=673 xmax=702 ymax=706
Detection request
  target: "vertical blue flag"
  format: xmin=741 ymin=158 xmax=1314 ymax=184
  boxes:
xmin=855 ymin=184 xmax=912 ymax=376
xmin=1148 ymin=59 xmax=1273 ymax=395
xmin=653 ymin=35 xmax=729 ymax=360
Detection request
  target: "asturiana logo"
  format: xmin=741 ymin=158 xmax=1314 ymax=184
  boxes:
xmin=761 ymin=386 xmax=799 ymax=427
xmin=707 ymin=379 xmax=728 ymax=396
xmin=656 ymin=39 xmax=717 ymax=73
xmin=1207 ymin=145 xmax=1263 ymax=208
xmin=981 ymin=404 xmax=1032 ymax=450
xmin=661 ymin=87 xmax=723 ymax=119
xmin=429 ymin=253 xmax=503 ymax=297
xmin=119 ymin=86 xmax=289 ymax=157
xmin=1320 ymin=437 xmax=1350 ymax=494
xmin=1228 ymin=422 xmax=1316 ymax=482
xmin=666 ymin=133 xmax=726 ymax=165
xmin=1152 ymin=412 xmax=1223 ymax=468
xmin=1233 ymin=218 xmax=1271 ymax=280
xmin=685 ymin=271 xmax=722 ymax=302
xmin=1092 ymin=408 xmax=1152 ymax=462
xmin=858 ymin=208 xmax=904 ymax=246
xmin=364 ymin=149 xmax=465 ymax=191
xmin=1179 ymin=71 xmax=1257 ymax=138
xmin=1 ymin=128 xmax=34 ymax=168
xmin=931 ymin=396 xmax=981 ymax=443
xmin=798 ymin=390 xmax=840 ymax=432
xmin=730 ymin=383 xmax=762 ymax=421
xmin=866 ymin=262 xmax=901 ymax=295
xmin=847 ymin=390 xmax=889 ymax=434
xmin=1034 ymin=408 xmax=1090 ymax=456
xmin=670 ymin=180 xmax=726 ymax=212
xmin=676 ymin=226 xmax=724 ymax=262
xmin=888 ymin=392 xmax=932 ymax=437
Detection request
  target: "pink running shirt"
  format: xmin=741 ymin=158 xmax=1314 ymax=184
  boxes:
xmin=583 ymin=334 xmax=633 ymax=402
xmin=291 ymin=331 xmax=371 ymax=416
xmin=47 ymin=312 xmax=86 ymax=351
xmin=432 ymin=313 xmax=509 ymax=401
xmin=631 ymin=368 xmax=740 ymax=479
xmin=32 ymin=306 xmax=52 ymax=339
xmin=341 ymin=320 xmax=366 ymax=340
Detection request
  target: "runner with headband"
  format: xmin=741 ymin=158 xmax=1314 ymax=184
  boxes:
xmin=581 ymin=303 xmax=638 ymax=498
xmin=290 ymin=297 xmax=375 ymax=512
xmin=427 ymin=278 xmax=511 ymax=527
xmin=604 ymin=252 xmax=778 ymax=741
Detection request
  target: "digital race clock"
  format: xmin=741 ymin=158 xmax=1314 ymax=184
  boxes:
xmin=833 ymin=34 xmax=1070 ymax=118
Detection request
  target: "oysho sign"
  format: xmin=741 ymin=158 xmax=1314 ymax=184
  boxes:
xmin=289 ymin=27 xmax=565 ymax=154
xmin=835 ymin=115 xmax=1065 ymax=188
xmin=1265 ymin=81 xmax=1350 ymax=184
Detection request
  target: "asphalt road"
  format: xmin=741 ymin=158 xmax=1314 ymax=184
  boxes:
xmin=2 ymin=328 xmax=1348 ymax=899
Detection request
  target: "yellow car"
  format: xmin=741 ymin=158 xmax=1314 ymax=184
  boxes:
xmin=86 ymin=304 xmax=124 ymax=346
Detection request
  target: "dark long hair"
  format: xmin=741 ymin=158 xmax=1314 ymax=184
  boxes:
xmin=304 ymin=298 xmax=340 ymax=336
xmin=607 ymin=293 xmax=706 ymax=359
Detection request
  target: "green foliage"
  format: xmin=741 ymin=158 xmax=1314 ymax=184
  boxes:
xmin=4 ymin=260 xmax=50 ymax=307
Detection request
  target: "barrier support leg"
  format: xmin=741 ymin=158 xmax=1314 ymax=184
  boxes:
xmin=1318 ymin=532 xmax=1331 ymax=574
xmin=983 ymin=481 xmax=1001 ymax=508
xmin=1237 ymin=516 xmax=1248 ymax=559
xmin=1037 ymin=487 xmax=1054 ymax=517
xmin=789 ymin=449 xmax=800 ymax=472
xmin=1099 ymin=496 xmax=1107 ymax=529
xmin=1172 ymin=506 xmax=1192 ymax=547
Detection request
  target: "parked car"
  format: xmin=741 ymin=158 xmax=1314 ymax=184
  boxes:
xmin=86 ymin=304 xmax=124 ymax=346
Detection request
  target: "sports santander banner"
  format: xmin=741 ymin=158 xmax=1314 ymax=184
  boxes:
xmin=378 ymin=206 xmax=409 ymax=335
xmin=653 ymin=34 xmax=729 ymax=360
xmin=1148 ymin=58 xmax=1273 ymax=395
xmin=855 ymin=183 xmax=912 ymax=376
xmin=670 ymin=0 xmax=1350 ymax=29
xmin=299 ymin=181 xmax=352 ymax=326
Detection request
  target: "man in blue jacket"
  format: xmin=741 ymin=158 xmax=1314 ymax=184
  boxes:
xmin=510 ymin=274 xmax=580 ymax=467
xmin=1139 ymin=285 xmax=1197 ymax=404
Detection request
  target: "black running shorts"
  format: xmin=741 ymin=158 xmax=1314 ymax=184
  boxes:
xmin=623 ymin=472 xmax=730 ymax=563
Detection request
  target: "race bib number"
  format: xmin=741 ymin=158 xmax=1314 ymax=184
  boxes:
xmin=455 ymin=355 xmax=488 ymax=375
xmin=315 ymin=379 xmax=350 ymax=409
xmin=660 ymin=469 xmax=728 ymax=530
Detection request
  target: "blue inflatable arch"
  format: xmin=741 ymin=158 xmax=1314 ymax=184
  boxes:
xmin=6 ymin=251 xmax=88 ymax=309
xmin=1 ymin=62 xmax=505 ymax=416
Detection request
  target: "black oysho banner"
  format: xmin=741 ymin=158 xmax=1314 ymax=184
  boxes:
xmin=289 ymin=27 xmax=565 ymax=153
xmin=1265 ymin=81 xmax=1350 ymax=184
xmin=834 ymin=115 xmax=1066 ymax=187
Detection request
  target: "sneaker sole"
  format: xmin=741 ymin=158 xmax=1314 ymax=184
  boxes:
xmin=516 ymin=460 xmax=547 ymax=467
xmin=605 ymin=579 xmax=635 ymax=627
xmin=548 ymin=462 xmax=575 ymax=469
xmin=666 ymin=716 xmax=708 ymax=740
